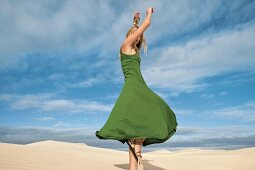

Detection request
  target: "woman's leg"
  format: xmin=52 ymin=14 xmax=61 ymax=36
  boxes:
xmin=128 ymin=138 xmax=145 ymax=170
xmin=129 ymin=144 xmax=138 ymax=170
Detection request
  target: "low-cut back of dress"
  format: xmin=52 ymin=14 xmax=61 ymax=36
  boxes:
xmin=95 ymin=47 xmax=178 ymax=147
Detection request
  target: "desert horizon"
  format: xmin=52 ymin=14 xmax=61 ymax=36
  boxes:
xmin=1 ymin=139 xmax=255 ymax=170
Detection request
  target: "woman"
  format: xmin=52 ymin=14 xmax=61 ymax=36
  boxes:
xmin=95 ymin=7 xmax=178 ymax=170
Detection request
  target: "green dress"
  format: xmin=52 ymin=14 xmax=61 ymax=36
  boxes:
xmin=95 ymin=48 xmax=178 ymax=147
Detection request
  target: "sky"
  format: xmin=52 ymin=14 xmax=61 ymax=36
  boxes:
xmin=0 ymin=0 xmax=255 ymax=152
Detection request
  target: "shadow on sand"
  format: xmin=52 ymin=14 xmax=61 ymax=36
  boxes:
xmin=115 ymin=158 xmax=166 ymax=170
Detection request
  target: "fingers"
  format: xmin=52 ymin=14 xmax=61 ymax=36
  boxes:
xmin=133 ymin=11 xmax=140 ymax=18
xmin=147 ymin=7 xmax=154 ymax=15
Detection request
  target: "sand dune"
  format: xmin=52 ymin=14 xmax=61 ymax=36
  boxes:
xmin=0 ymin=140 xmax=254 ymax=170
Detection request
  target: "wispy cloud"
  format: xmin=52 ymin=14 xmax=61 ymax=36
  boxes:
xmin=0 ymin=0 xmax=115 ymax=68
xmin=219 ymin=91 xmax=227 ymax=96
xmin=1 ymin=0 xmax=254 ymax=94
xmin=175 ymin=125 xmax=255 ymax=139
xmin=0 ymin=93 xmax=113 ymax=114
xmin=34 ymin=116 xmax=55 ymax=122
xmin=201 ymin=100 xmax=255 ymax=122
xmin=67 ymin=75 xmax=107 ymax=88
xmin=200 ymin=91 xmax=227 ymax=99
xmin=142 ymin=21 xmax=255 ymax=94
xmin=200 ymin=93 xmax=215 ymax=99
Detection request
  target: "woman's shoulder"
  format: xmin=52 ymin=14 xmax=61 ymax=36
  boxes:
xmin=120 ymin=43 xmax=127 ymax=53
xmin=120 ymin=44 xmax=137 ymax=55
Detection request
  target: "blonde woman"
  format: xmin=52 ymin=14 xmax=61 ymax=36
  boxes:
xmin=96 ymin=7 xmax=178 ymax=170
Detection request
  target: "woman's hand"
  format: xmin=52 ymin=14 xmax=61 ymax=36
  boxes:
xmin=133 ymin=11 xmax=140 ymax=20
xmin=146 ymin=7 xmax=154 ymax=15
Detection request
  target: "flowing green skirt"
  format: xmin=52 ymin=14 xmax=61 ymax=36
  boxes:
xmin=95 ymin=50 xmax=178 ymax=147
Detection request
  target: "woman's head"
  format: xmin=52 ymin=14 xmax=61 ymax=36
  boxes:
xmin=125 ymin=11 xmax=147 ymax=54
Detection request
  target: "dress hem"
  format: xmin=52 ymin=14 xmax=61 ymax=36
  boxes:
xmin=95 ymin=127 xmax=177 ymax=147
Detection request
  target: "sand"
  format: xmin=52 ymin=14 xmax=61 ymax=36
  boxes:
xmin=0 ymin=140 xmax=254 ymax=170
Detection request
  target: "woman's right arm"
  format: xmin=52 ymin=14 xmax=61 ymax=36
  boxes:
xmin=124 ymin=8 xmax=153 ymax=46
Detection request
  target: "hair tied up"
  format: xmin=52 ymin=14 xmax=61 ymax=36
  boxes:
xmin=133 ymin=11 xmax=140 ymax=26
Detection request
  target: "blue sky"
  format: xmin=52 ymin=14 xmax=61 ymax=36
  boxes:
xmin=0 ymin=0 xmax=255 ymax=152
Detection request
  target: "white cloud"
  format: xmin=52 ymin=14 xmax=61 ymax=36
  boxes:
xmin=219 ymin=91 xmax=227 ymax=96
xmin=175 ymin=125 xmax=255 ymax=140
xmin=53 ymin=121 xmax=72 ymax=128
xmin=201 ymin=100 xmax=255 ymax=122
xmin=47 ymin=73 xmax=66 ymax=80
xmin=0 ymin=0 xmax=115 ymax=69
xmin=200 ymin=93 xmax=215 ymax=99
xmin=0 ymin=93 xmax=113 ymax=114
xmin=172 ymin=108 xmax=194 ymax=116
xmin=42 ymin=99 xmax=76 ymax=111
xmin=69 ymin=75 xmax=106 ymax=88
xmin=216 ymin=71 xmax=255 ymax=86
xmin=0 ymin=0 xmax=237 ymax=69
xmin=142 ymin=22 xmax=255 ymax=94
xmin=173 ymin=100 xmax=255 ymax=123
xmin=1 ymin=0 xmax=254 ymax=94
xmin=34 ymin=116 xmax=55 ymax=121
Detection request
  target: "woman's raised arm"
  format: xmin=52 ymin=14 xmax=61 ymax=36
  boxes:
xmin=124 ymin=7 xmax=153 ymax=46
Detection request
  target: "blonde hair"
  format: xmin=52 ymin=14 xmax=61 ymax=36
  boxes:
xmin=125 ymin=26 xmax=147 ymax=55
xmin=119 ymin=12 xmax=147 ymax=58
